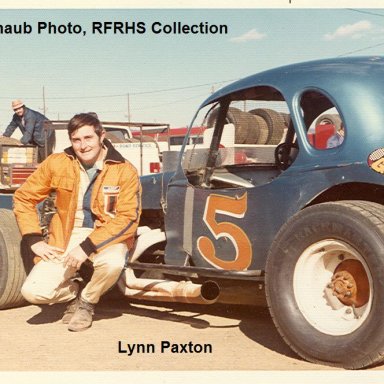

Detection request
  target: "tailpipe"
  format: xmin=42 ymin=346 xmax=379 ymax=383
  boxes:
xmin=117 ymin=268 xmax=220 ymax=305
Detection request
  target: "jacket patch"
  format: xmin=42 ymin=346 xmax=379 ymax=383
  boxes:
xmin=103 ymin=186 xmax=120 ymax=217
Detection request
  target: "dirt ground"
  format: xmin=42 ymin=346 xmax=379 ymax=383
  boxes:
xmin=1 ymin=292 xmax=384 ymax=383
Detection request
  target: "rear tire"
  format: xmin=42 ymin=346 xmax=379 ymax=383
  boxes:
xmin=0 ymin=209 xmax=26 ymax=309
xmin=265 ymin=201 xmax=384 ymax=369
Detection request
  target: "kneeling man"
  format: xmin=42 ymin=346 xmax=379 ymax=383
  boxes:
xmin=14 ymin=113 xmax=141 ymax=331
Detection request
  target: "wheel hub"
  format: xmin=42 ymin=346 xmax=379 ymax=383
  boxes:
xmin=328 ymin=259 xmax=369 ymax=307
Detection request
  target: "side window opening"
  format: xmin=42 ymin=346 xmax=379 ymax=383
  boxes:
xmin=300 ymin=90 xmax=345 ymax=150
xmin=182 ymin=86 xmax=294 ymax=189
xmin=199 ymin=95 xmax=291 ymax=170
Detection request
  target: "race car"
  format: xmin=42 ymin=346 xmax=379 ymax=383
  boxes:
xmin=133 ymin=56 xmax=384 ymax=369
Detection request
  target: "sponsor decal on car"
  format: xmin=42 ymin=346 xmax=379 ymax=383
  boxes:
xmin=368 ymin=148 xmax=384 ymax=174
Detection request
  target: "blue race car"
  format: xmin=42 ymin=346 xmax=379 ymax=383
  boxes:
xmin=134 ymin=56 xmax=384 ymax=369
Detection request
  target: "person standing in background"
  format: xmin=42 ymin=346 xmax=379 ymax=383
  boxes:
xmin=1 ymin=99 xmax=55 ymax=162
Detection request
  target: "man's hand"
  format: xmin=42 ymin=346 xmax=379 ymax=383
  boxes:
xmin=31 ymin=241 xmax=64 ymax=262
xmin=64 ymin=245 xmax=88 ymax=270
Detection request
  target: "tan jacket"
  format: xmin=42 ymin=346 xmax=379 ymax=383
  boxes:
xmin=13 ymin=140 xmax=141 ymax=255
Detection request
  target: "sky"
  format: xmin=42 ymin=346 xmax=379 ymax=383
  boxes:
xmin=1 ymin=6 xmax=384 ymax=133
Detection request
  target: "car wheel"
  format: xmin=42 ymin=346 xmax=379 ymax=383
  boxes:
xmin=0 ymin=209 xmax=26 ymax=309
xmin=265 ymin=201 xmax=384 ymax=369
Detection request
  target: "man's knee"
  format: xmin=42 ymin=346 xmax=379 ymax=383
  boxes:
xmin=94 ymin=246 xmax=127 ymax=275
xmin=102 ymin=258 xmax=125 ymax=276
xmin=21 ymin=280 xmax=53 ymax=304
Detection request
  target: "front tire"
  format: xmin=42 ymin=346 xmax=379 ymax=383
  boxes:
xmin=265 ymin=201 xmax=384 ymax=369
xmin=0 ymin=209 xmax=26 ymax=309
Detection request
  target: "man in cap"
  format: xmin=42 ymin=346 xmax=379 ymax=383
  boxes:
xmin=1 ymin=99 xmax=55 ymax=162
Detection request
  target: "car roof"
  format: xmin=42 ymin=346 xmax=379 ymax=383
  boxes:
xmin=198 ymin=56 xmax=384 ymax=167
xmin=201 ymin=56 xmax=384 ymax=107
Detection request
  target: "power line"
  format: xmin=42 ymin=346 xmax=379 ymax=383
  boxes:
xmin=335 ymin=9 xmax=384 ymax=57
xmin=130 ymin=92 xmax=210 ymax=112
xmin=347 ymin=8 xmax=384 ymax=18
xmin=337 ymin=42 xmax=384 ymax=57
xmin=0 ymin=78 xmax=237 ymax=101
xmin=10 ymin=91 xmax=211 ymax=117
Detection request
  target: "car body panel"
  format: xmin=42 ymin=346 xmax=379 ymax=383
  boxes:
xmin=141 ymin=56 xmax=384 ymax=272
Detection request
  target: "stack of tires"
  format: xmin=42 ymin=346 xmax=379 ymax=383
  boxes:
xmin=207 ymin=107 xmax=288 ymax=145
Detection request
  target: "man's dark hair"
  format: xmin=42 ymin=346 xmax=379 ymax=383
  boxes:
xmin=67 ymin=113 xmax=104 ymax=138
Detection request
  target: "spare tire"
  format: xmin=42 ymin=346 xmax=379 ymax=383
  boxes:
xmin=243 ymin=114 xmax=262 ymax=145
xmin=253 ymin=114 xmax=269 ymax=145
xmin=249 ymin=108 xmax=286 ymax=144
xmin=207 ymin=107 xmax=260 ymax=144
xmin=0 ymin=209 xmax=26 ymax=309
xmin=280 ymin=112 xmax=291 ymax=128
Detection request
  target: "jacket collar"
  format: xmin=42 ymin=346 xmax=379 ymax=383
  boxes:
xmin=64 ymin=139 xmax=125 ymax=163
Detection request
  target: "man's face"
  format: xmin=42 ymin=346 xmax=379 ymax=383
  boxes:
xmin=70 ymin=125 xmax=106 ymax=166
xmin=14 ymin=106 xmax=24 ymax=117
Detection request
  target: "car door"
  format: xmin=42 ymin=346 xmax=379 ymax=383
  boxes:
xmin=163 ymin=91 xmax=289 ymax=271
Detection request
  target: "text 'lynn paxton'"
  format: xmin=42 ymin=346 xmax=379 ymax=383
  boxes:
xmin=118 ymin=340 xmax=213 ymax=355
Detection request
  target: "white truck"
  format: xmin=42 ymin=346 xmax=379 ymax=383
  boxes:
xmin=4 ymin=120 xmax=168 ymax=176
xmin=50 ymin=120 xmax=167 ymax=176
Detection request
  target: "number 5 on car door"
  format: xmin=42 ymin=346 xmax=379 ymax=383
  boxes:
xmin=197 ymin=192 xmax=252 ymax=270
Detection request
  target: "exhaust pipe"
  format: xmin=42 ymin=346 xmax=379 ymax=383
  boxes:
xmin=118 ymin=268 xmax=220 ymax=305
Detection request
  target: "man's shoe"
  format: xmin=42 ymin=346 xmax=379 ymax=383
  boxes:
xmin=61 ymin=279 xmax=84 ymax=324
xmin=62 ymin=297 xmax=79 ymax=324
xmin=67 ymin=297 xmax=95 ymax=332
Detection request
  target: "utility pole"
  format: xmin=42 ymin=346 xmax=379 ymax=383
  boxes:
xmin=42 ymin=86 xmax=46 ymax=115
xmin=42 ymin=86 xmax=48 ymax=160
xmin=127 ymin=93 xmax=131 ymax=123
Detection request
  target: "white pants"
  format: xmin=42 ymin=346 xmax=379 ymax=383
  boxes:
xmin=21 ymin=228 xmax=127 ymax=305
